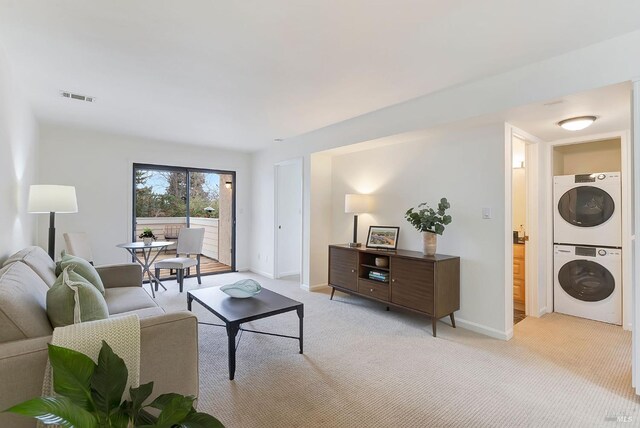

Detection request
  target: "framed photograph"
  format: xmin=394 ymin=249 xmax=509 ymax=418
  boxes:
xmin=366 ymin=226 xmax=400 ymax=250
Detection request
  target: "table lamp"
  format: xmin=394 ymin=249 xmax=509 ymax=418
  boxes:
xmin=345 ymin=194 xmax=372 ymax=247
xmin=28 ymin=185 xmax=78 ymax=259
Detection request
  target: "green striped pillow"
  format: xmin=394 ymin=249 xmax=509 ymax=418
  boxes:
xmin=47 ymin=265 xmax=109 ymax=328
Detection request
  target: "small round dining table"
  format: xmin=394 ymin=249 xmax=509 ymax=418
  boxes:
xmin=116 ymin=241 xmax=173 ymax=298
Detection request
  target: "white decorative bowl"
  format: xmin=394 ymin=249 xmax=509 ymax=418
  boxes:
xmin=220 ymin=279 xmax=262 ymax=298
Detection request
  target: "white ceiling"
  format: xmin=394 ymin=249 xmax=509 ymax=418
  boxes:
xmin=1 ymin=1 xmax=640 ymax=151
xmin=322 ymin=82 xmax=632 ymax=156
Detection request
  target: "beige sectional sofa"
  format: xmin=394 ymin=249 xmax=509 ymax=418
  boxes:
xmin=0 ymin=246 xmax=199 ymax=428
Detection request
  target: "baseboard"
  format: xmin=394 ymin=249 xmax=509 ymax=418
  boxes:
xmin=277 ymin=270 xmax=300 ymax=278
xmin=301 ymin=283 xmax=329 ymax=292
xmin=247 ymin=267 xmax=275 ymax=279
xmin=441 ymin=316 xmax=511 ymax=340
xmin=537 ymin=306 xmax=547 ymax=317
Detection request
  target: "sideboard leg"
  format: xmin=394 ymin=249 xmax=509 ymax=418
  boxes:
xmin=330 ymin=287 xmax=335 ymax=300
xmin=450 ymin=313 xmax=456 ymax=328
xmin=386 ymin=306 xmax=390 ymax=311
xmin=432 ymin=317 xmax=437 ymax=337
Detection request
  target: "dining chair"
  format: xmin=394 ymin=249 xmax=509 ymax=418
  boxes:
xmin=154 ymin=227 xmax=205 ymax=292
xmin=63 ymin=232 xmax=94 ymax=265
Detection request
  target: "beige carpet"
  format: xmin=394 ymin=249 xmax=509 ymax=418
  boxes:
xmin=154 ymin=273 xmax=639 ymax=427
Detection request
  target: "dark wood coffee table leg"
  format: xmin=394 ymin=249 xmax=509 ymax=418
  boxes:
xmin=227 ymin=323 xmax=240 ymax=380
xmin=187 ymin=294 xmax=193 ymax=311
xmin=296 ymin=306 xmax=304 ymax=354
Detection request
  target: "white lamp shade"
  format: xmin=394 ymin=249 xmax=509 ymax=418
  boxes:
xmin=345 ymin=194 xmax=372 ymax=214
xmin=28 ymin=185 xmax=78 ymax=213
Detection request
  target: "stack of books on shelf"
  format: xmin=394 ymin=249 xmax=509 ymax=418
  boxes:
xmin=368 ymin=270 xmax=389 ymax=282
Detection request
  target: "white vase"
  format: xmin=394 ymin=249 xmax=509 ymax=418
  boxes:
xmin=143 ymin=237 xmax=153 ymax=246
xmin=422 ymin=231 xmax=437 ymax=256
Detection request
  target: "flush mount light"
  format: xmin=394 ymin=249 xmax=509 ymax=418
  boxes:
xmin=558 ymin=116 xmax=597 ymax=131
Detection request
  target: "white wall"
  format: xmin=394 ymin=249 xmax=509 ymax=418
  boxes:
xmin=0 ymin=44 xmax=38 ymax=261
xmin=329 ymin=124 xmax=507 ymax=336
xmin=248 ymin=30 xmax=640 ymax=337
xmin=37 ymin=124 xmax=252 ymax=268
xmin=553 ymin=138 xmax=622 ymax=175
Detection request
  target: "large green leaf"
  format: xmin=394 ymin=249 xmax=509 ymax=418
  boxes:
xmin=148 ymin=393 xmax=192 ymax=411
xmin=178 ymin=412 xmax=225 ymax=428
xmin=4 ymin=396 xmax=97 ymax=428
xmin=108 ymin=404 xmax=131 ymax=428
xmin=90 ymin=341 xmax=128 ymax=415
xmin=129 ymin=381 xmax=154 ymax=414
xmin=48 ymin=344 xmax=96 ymax=411
xmin=135 ymin=408 xmax=157 ymax=425
xmin=153 ymin=395 xmax=195 ymax=428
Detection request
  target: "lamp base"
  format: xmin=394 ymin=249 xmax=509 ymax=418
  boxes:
xmin=348 ymin=242 xmax=362 ymax=248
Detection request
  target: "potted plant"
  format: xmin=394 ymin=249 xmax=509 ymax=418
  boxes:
xmin=139 ymin=228 xmax=156 ymax=246
xmin=405 ymin=198 xmax=452 ymax=256
xmin=4 ymin=341 xmax=224 ymax=428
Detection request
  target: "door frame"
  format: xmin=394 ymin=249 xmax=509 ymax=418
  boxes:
xmin=504 ymin=123 xmax=546 ymax=338
xmin=131 ymin=162 xmax=237 ymax=274
xmin=273 ymin=157 xmax=304 ymax=281
xmin=546 ymin=130 xmax=632 ymax=330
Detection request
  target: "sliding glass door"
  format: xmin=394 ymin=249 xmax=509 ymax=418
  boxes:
xmin=133 ymin=163 xmax=235 ymax=279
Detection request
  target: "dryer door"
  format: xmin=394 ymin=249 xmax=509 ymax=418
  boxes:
xmin=557 ymin=259 xmax=615 ymax=302
xmin=557 ymin=186 xmax=615 ymax=227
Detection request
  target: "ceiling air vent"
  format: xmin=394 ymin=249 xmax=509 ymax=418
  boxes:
xmin=60 ymin=91 xmax=95 ymax=103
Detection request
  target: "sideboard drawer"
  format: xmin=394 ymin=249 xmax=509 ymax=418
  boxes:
xmin=358 ymin=279 xmax=389 ymax=301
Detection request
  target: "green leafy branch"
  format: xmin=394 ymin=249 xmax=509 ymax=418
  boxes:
xmin=405 ymin=198 xmax=452 ymax=235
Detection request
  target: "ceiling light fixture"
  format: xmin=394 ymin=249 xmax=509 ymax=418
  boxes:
xmin=558 ymin=116 xmax=597 ymax=131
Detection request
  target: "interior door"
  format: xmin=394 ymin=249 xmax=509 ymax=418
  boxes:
xmin=275 ymin=160 xmax=302 ymax=278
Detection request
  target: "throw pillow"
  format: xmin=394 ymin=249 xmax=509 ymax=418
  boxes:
xmin=47 ymin=265 xmax=109 ymax=328
xmin=58 ymin=250 xmax=105 ymax=295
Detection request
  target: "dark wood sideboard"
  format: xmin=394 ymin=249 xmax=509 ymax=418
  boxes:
xmin=328 ymin=244 xmax=460 ymax=337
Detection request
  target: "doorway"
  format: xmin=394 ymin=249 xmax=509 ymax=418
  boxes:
xmin=132 ymin=163 xmax=236 ymax=279
xmin=512 ymin=135 xmax=527 ymax=324
xmin=274 ymin=158 xmax=303 ymax=280
xmin=505 ymin=125 xmax=543 ymax=336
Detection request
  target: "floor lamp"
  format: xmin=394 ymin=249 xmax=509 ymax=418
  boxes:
xmin=345 ymin=194 xmax=372 ymax=247
xmin=28 ymin=185 xmax=78 ymax=260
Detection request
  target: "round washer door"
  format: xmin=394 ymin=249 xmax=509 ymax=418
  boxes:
xmin=557 ymin=186 xmax=615 ymax=227
xmin=558 ymin=260 xmax=615 ymax=302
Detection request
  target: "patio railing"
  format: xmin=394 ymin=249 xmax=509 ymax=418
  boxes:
xmin=135 ymin=217 xmax=220 ymax=261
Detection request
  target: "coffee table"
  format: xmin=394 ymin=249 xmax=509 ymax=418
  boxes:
xmin=187 ymin=286 xmax=304 ymax=380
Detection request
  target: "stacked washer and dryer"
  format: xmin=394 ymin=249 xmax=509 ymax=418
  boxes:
xmin=553 ymin=172 xmax=622 ymax=325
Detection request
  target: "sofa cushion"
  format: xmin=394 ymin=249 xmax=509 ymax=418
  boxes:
xmin=111 ymin=306 xmax=165 ymax=319
xmin=105 ymin=287 xmax=159 ymax=315
xmin=57 ymin=250 xmax=105 ymax=295
xmin=47 ymin=266 xmax=109 ymax=328
xmin=3 ymin=246 xmax=56 ymax=287
xmin=0 ymin=262 xmax=53 ymax=342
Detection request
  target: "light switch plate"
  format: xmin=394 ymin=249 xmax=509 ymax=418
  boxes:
xmin=482 ymin=207 xmax=492 ymax=219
